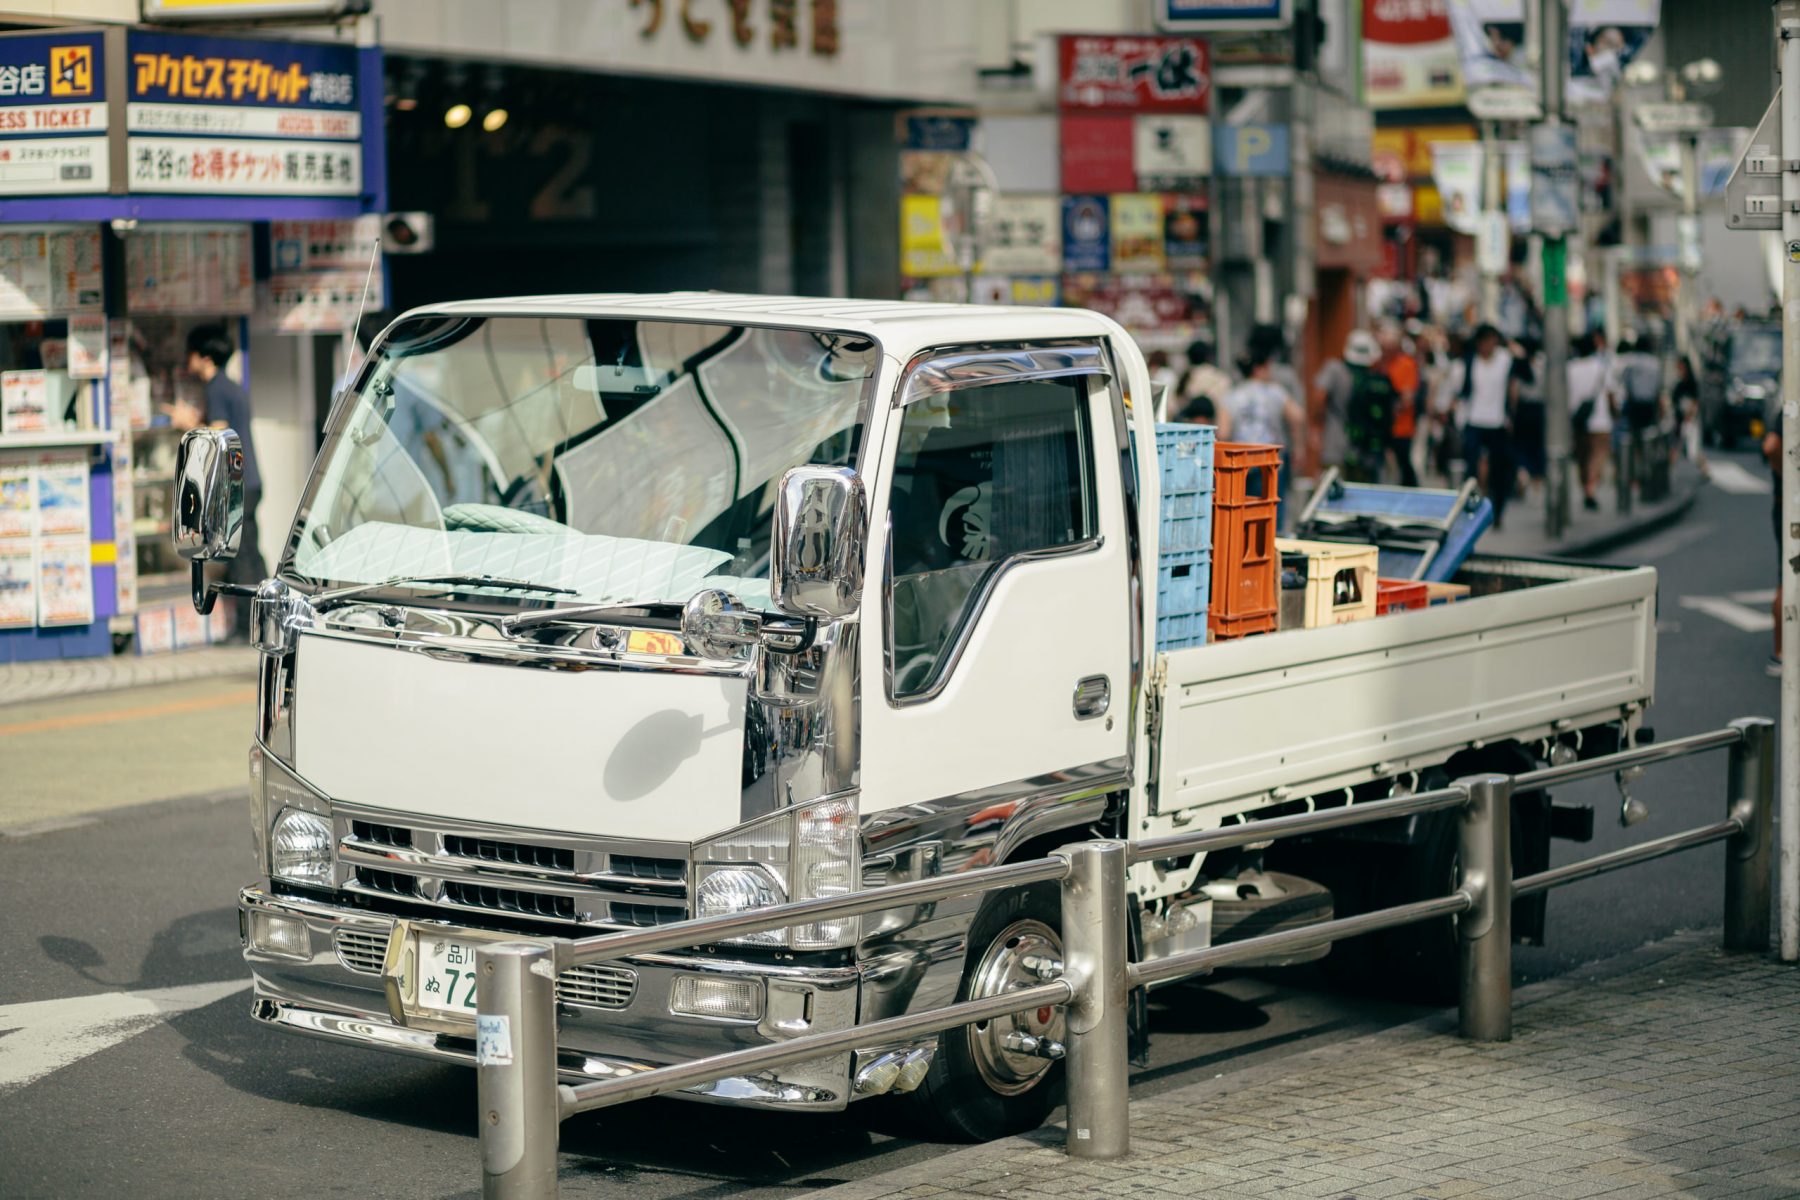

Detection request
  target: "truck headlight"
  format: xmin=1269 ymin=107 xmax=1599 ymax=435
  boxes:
xmin=694 ymin=794 xmax=860 ymax=950
xmin=270 ymin=808 xmax=333 ymax=886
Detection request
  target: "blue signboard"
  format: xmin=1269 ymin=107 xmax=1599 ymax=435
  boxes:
xmin=0 ymin=31 xmax=110 ymax=197
xmin=1215 ymin=123 xmax=1289 ymax=177
xmin=125 ymin=29 xmax=369 ymax=201
xmin=1158 ymin=0 xmax=1291 ymax=31
xmin=1062 ymin=194 xmax=1110 ymax=272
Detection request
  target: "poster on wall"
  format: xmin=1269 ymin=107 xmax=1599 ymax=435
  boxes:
xmin=33 ymin=457 xmax=89 ymax=538
xmin=67 ymin=313 xmax=107 ymax=380
xmin=1 ymin=369 xmax=49 ymax=435
xmin=1164 ymin=194 xmax=1209 ymax=267
xmin=1135 ymin=115 xmax=1212 ymax=190
xmin=0 ymin=228 xmax=104 ymax=319
xmin=1062 ymin=195 xmax=1112 ymax=272
xmin=0 ymin=541 xmax=34 ymax=629
xmin=0 ymin=461 xmax=32 ymax=538
xmin=260 ymin=215 xmax=384 ymax=334
xmin=1111 ymin=194 xmax=1167 ymax=274
xmin=900 ymin=193 xmax=958 ymax=278
xmin=1059 ymin=36 xmax=1211 ymax=113
xmin=983 ymin=195 xmax=1062 ymax=275
xmin=1010 ymin=277 xmax=1060 ymax=306
xmin=35 ymin=536 xmax=92 ymax=626
xmin=124 ymin=225 xmax=255 ymax=315
xmin=1363 ymin=0 xmax=1464 ymax=110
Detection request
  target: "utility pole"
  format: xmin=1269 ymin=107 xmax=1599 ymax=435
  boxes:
xmin=1481 ymin=120 xmax=1505 ymax=321
xmin=1674 ymin=125 xmax=1701 ymax=362
xmin=1537 ymin=0 xmax=1572 ymax=539
xmin=1777 ymin=0 xmax=1800 ymax=964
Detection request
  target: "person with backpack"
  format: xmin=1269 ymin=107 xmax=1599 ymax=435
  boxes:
xmin=1339 ymin=329 xmax=1397 ymax=483
xmin=1174 ymin=337 xmax=1234 ymax=432
xmin=1607 ymin=333 xmax=1664 ymax=497
xmin=1376 ymin=321 xmax=1421 ymax=486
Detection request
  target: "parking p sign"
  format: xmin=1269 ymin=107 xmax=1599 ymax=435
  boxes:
xmin=1215 ymin=123 xmax=1289 ymax=177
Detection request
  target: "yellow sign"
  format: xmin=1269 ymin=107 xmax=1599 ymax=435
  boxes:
xmin=627 ymin=629 xmax=684 ymax=656
xmin=901 ymin=193 xmax=958 ymax=278
xmin=49 ymin=45 xmax=92 ymax=97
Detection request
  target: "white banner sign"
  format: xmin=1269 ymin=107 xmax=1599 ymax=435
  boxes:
xmin=0 ymin=137 xmax=108 ymax=195
xmin=127 ymin=135 xmax=360 ymax=195
xmin=127 ymin=101 xmax=359 ymax=141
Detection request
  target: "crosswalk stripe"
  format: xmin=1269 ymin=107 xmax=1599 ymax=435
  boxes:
xmin=1678 ymin=594 xmax=1776 ymax=633
xmin=1707 ymin=460 xmax=1773 ymax=496
xmin=0 ymin=978 xmax=249 ymax=1093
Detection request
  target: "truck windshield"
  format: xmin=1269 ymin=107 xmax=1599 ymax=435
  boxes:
xmin=283 ymin=315 xmax=878 ymax=611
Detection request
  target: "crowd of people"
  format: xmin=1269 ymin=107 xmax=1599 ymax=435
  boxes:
xmin=1150 ymin=310 xmax=1732 ymax=535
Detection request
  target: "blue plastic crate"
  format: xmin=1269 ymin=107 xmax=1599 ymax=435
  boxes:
xmin=1155 ymin=423 xmax=1215 ymax=550
xmin=1156 ymin=608 xmax=1209 ymax=651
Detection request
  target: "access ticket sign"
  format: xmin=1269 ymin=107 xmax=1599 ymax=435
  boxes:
xmin=0 ymin=26 xmax=379 ymax=207
xmin=0 ymin=31 xmax=110 ymax=197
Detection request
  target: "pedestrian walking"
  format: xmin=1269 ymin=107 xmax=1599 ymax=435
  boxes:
xmin=1338 ymin=329 xmax=1397 ymax=484
xmin=1377 ymin=321 xmax=1421 ymax=487
xmin=1567 ymin=330 xmax=1613 ymax=512
xmin=1510 ymin=336 xmax=1546 ymax=492
xmin=1608 ymin=333 xmax=1663 ymax=495
xmin=1224 ymin=344 xmax=1305 ymax=526
xmin=1425 ymin=327 xmax=1465 ymax=483
xmin=1311 ymin=339 xmax=1355 ymax=478
xmin=168 ymin=325 xmax=264 ymax=642
xmin=1174 ymin=338 xmax=1233 ymax=433
xmin=1764 ymin=417 xmax=1784 ymax=677
xmin=1462 ymin=323 xmax=1517 ymax=529
xmin=1672 ymin=353 xmax=1706 ymax=475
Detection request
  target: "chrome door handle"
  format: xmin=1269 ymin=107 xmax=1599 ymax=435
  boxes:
xmin=1072 ymin=675 xmax=1111 ymax=719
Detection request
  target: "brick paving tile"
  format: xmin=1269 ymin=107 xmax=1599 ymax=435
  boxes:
xmin=815 ymin=932 xmax=1800 ymax=1200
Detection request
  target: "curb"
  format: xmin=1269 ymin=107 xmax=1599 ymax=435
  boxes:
xmin=1546 ymin=473 xmax=1703 ymax=560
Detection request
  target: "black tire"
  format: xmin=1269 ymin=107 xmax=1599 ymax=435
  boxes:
xmin=898 ymin=884 xmax=1066 ymax=1142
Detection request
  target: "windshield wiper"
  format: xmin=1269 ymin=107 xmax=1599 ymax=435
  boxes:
xmin=312 ymin=574 xmax=577 ymax=612
xmin=500 ymin=601 xmax=677 ymax=636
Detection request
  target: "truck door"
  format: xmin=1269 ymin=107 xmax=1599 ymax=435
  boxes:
xmin=860 ymin=342 xmax=1136 ymax=831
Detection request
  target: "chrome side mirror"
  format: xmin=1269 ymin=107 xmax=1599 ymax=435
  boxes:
xmin=771 ymin=465 xmax=866 ymax=621
xmin=680 ymin=589 xmax=763 ymax=660
xmin=173 ymin=427 xmax=244 ymax=614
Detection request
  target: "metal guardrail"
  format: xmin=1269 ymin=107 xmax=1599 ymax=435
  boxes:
xmin=473 ymin=717 xmax=1775 ymax=1198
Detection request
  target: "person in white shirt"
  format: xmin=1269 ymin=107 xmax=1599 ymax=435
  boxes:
xmin=1566 ymin=330 xmax=1613 ymax=511
xmin=1461 ymin=323 xmax=1518 ymax=528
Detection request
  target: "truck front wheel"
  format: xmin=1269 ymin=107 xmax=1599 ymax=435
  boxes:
xmin=900 ymin=884 xmax=1066 ymax=1141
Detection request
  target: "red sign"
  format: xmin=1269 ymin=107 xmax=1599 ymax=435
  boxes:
xmin=1058 ymin=35 xmax=1210 ymax=114
xmin=1060 ymin=113 xmax=1136 ymax=194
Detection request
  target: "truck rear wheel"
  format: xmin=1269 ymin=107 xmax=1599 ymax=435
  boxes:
xmin=900 ymin=884 xmax=1066 ymax=1142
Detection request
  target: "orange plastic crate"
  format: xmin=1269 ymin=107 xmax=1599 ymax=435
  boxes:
xmin=1209 ymin=498 xmax=1278 ymax=639
xmin=1375 ymin=578 xmax=1430 ymax=616
xmin=1212 ymin=441 xmax=1282 ymax=507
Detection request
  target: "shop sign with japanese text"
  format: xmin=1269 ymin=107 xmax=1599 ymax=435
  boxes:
xmin=0 ymin=30 xmax=110 ymax=196
xmin=1059 ymin=36 xmax=1211 ymax=114
xmin=125 ymin=29 xmax=364 ymax=198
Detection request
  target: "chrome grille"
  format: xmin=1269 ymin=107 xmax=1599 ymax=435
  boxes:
xmin=335 ymin=928 xmax=390 ymax=975
xmin=556 ymin=963 xmax=637 ymax=1011
xmin=336 ymin=810 xmax=688 ymax=929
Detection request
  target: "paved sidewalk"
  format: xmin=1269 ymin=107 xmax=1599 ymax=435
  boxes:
xmin=820 ymin=931 xmax=1800 ymax=1200
xmin=1480 ymin=460 xmax=1704 ymax=561
xmin=0 ymin=645 xmax=256 ymax=709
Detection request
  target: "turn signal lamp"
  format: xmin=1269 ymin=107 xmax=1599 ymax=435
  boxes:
xmin=669 ymin=975 xmax=764 ymax=1022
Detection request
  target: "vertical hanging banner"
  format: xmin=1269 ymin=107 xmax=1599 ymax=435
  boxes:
xmin=1430 ymin=140 xmax=1486 ymax=234
xmin=1111 ymin=193 xmax=1167 ymax=273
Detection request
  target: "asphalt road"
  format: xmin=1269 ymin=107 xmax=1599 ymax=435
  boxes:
xmin=0 ymin=449 xmax=1784 ymax=1199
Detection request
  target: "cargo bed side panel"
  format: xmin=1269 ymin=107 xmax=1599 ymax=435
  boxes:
xmin=1152 ymin=564 xmax=1656 ymax=817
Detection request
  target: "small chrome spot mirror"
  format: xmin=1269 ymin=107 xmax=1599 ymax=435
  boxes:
xmin=680 ymin=589 xmax=763 ymax=661
xmin=771 ymin=466 xmax=866 ymax=621
xmin=172 ymin=428 xmax=244 ymax=614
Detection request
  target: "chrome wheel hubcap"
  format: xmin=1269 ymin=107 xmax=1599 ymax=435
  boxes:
xmin=966 ymin=918 xmax=1065 ymax=1096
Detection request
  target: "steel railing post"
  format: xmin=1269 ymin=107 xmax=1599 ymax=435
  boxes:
xmin=1058 ymin=840 xmax=1129 ymax=1160
xmin=477 ymin=942 xmax=561 ymax=1200
xmin=1724 ymin=717 xmax=1777 ymax=952
xmin=1457 ymin=774 xmax=1513 ymax=1041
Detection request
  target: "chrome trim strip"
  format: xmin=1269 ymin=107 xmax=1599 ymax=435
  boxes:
xmin=300 ymin=619 xmax=751 ymax=679
xmin=337 ymin=838 xmax=686 ymax=896
xmin=897 ymin=344 xmax=1111 ymax=404
xmin=1098 ymin=337 xmax=1145 ymax=797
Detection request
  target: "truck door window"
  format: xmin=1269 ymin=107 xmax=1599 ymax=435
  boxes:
xmin=888 ymin=375 xmax=1098 ymax=699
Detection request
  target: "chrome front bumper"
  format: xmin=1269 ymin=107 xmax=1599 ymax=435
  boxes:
xmin=238 ymin=886 xmax=862 ymax=1110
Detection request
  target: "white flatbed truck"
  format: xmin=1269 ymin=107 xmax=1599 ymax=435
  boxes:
xmin=173 ymin=295 xmax=1653 ymax=1140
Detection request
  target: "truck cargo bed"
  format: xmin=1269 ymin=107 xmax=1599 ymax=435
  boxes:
xmin=1147 ymin=556 xmax=1657 ymax=823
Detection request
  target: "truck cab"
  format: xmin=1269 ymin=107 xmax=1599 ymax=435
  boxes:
xmin=179 ymin=294 xmax=1654 ymax=1142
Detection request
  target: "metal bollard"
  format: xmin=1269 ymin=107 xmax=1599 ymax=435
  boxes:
xmin=1059 ymin=841 xmax=1130 ymax=1160
xmin=1724 ymin=717 xmax=1777 ymax=952
xmin=1456 ymin=774 xmax=1513 ymax=1042
xmin=477 ymin=942 xmax=561 ymax=1200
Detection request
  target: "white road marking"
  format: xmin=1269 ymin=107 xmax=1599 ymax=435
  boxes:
xmin=1678 ymin=594 xmax=1777 ymax=633
xmin=1732 ymin=588 xmax=1778 ymax=605
xmin=1707 ymin=460 xmax=1773 ymax=495
xmin=0 ymin=978 xmax=248 ymax=1093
